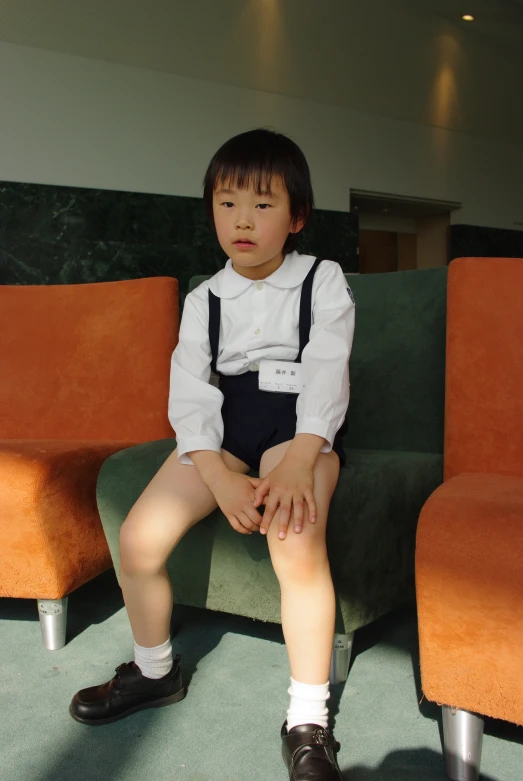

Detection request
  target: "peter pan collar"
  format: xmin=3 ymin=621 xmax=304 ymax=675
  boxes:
xmin=207 ymin=252 xmax=318 ymax=299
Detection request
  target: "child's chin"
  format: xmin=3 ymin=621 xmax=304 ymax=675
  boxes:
xmin=231 ymin=255 xmax=262 ymax=266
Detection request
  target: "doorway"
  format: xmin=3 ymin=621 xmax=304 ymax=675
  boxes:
xmin=351 ymin=190 xmax=462 ymax=273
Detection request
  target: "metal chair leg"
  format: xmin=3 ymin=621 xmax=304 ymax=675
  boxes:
xmin=329 ymin=632 xmax=354 ymax=684
xmin=442 ymin=705 xmax=484 ymax=781
xmin=37 ymin=597 xmax=68 ymax=650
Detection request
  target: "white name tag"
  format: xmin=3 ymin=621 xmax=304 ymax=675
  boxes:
xmin=258 ymin=360 xmax=304 ymax=394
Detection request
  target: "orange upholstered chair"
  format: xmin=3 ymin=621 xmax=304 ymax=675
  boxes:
xmin=0 ymin=277 xmax=178 ymax=649
xmin=416 ymin=258 xmax=523 ymax=780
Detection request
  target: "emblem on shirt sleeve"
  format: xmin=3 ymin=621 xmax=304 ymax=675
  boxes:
xmin=346 ymin=286 xmax=355 ymax=304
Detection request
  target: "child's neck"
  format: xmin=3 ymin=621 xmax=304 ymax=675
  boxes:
xmin=232 ymin=251 xmax=285 ymax=281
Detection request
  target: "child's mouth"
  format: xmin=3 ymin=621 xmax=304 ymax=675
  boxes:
xmin=234 ymin=240 xmax=256 ymax=249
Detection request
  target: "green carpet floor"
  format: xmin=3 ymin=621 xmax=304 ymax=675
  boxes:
xmin=2 ymin=571 xmax=522 ymax=781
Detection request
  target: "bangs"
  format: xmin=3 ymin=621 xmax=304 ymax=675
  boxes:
xmin=210 ymin=159 xmax=283 ymax=197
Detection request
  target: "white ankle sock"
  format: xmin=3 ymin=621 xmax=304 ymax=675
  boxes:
xmin=287 ymin=677 xmax=330 ymax=731
xmin=134 ymin=638 xmax=173 ymax=680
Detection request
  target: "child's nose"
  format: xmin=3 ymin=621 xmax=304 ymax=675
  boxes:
xmin=236 ymin=209 xmax=254 ymax=229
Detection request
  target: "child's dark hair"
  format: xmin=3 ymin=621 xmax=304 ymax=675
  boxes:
xmin=203 ymin=128 xmax=314 ymax=254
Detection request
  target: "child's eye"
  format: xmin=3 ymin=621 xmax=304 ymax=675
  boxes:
xmin=256 ymin=203 xmax=271 ymax=210
xmin=221 ymin=202 xmax=234 ymax=208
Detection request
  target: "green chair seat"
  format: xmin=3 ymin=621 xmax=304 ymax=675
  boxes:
xmin=97 ymin=439 xmax=442 ymax=632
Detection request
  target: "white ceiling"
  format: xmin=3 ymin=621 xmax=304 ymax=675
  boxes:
xmin=0 ymin=0 xmax=522 ymax=146
xmin=0 ymin=0 xmax=521 ymax=71
xmin=413 ymin=0 xmax=523 ymax=55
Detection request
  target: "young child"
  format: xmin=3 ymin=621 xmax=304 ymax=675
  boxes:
xmin=70 ymin=128 xmax=355 ymax=780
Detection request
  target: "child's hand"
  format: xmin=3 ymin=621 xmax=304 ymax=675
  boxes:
xmin=253 ymin=458 xmax=316 ymax=540
xmin=212 ymin=471 xmax=263 ymax=535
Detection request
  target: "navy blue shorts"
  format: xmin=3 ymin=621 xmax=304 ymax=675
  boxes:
xmin=219 ymin=371 xmax=346 ymax=472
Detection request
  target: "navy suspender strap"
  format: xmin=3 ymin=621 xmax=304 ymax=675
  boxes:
xmin=296 ymin=258 xmax=323 ymax=363
xmin=208 ymin=288 xmax=220 ymax=375
xmin=208 ymin=257 xmax=324 ymax=374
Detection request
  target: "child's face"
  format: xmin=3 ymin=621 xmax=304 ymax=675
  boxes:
xmin=212 ymin=175 xmax=304 ymax=278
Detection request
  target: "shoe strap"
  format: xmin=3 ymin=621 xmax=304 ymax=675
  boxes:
xmin=114 ymin=662 xmax=135 ymax=677
xmin=285 ymin=725 xmax=337 ymax=755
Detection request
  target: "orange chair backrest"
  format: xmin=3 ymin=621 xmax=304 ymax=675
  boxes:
xmin=0 ymin=277 xmax=179 ymax=442
xmin=445 ymin=257 xmax=523 ymax=480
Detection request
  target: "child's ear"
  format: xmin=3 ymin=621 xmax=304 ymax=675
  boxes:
xmin=290 ymin=216 xmax=306 ymax=234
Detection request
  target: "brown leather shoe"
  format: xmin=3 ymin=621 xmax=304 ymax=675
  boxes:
xmin=69 ymin=655 xmax=185 ymax=726
xmin=281 ymin=721 xmax=344 ymax=780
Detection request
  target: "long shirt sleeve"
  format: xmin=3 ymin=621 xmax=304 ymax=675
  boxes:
xmin=168 ymin=285 xmax=224 ymax=465
xmin=295 ymin=261 xmax=355 ymax=451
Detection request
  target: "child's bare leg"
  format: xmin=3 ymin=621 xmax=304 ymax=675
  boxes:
xmin=120 ymin=447 xmax=250 ymax=647
xmin=69 ymin=447 xmax=251 ymax=726
xmin=260 ymin=441 xmax=339 ymax=684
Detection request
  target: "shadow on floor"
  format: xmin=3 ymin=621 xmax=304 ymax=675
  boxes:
xmin=177 ymin=601 xmax=523 ymax=756
xmin=170 ymin=600 xmax=285 ymax=689
xmin=0 ymin=568 xmax=125 ymax=644
xmin=342 ymin=746 xmax=499 ymax=781
xmin=13 ymin=577 xmax=521 ymax=781
xmin=26 ymin=578 xmax=287 ymax=781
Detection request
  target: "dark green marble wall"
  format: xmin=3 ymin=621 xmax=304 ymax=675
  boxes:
xmin=0 ymin=181 xmax=358 ymax=294
xmin=450 ymin=224 xmax=523 ymax=261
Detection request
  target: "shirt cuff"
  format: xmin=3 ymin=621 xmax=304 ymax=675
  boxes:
xmin=176 ymin=436 xmax=222 ymax=466
xmin=295 ymin=417 xmax=334 ymax=453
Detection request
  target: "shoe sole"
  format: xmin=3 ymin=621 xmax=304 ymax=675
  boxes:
xmin=69 ymin=686 xmax=186 ymax=726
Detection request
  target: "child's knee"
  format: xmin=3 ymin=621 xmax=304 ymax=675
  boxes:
xmin=271 ymin=536 xmax=329 ymax=585
xmin=119 ymin=515 xmax=164 ymax=576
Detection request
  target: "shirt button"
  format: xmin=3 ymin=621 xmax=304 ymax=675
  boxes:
xmin=256 ymin=283 xmax=264 ymax=291
xmin=254 ymin=328 xmax=261 ymax=335
xmin=250 ymin=363 xmax=259 ymax=371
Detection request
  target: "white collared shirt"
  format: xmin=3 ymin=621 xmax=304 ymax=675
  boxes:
xmin=169 ymin=252 xmax=355 ymax=465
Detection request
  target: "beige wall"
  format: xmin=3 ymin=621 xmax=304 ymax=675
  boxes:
xmin=1 ymin=35 xmax=522 ymax=232
xmin=416 ymin=214 xmax=451 ymax=268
